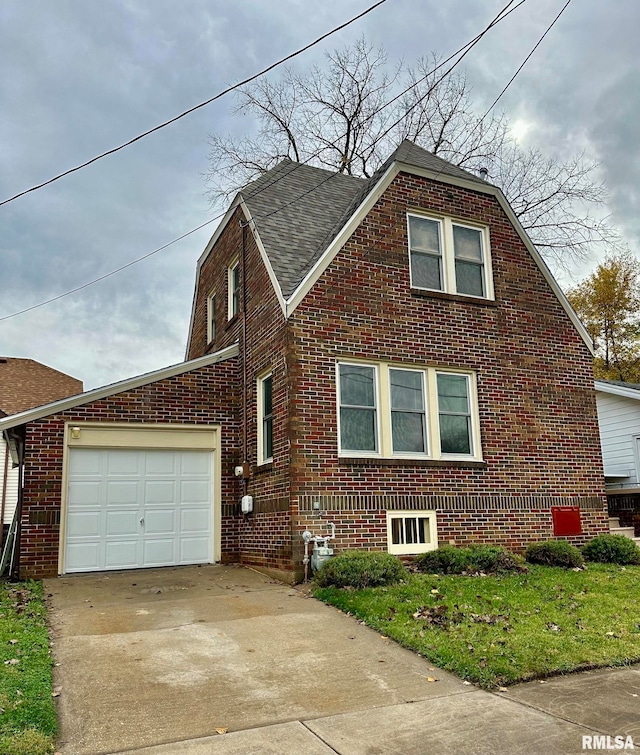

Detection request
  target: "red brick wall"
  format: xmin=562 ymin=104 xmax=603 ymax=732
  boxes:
xmin=187 ymin=209 xmax=292 ymax=572
xmin=282 ymin=171 xmax=607 ymax=571
xmin=19 ymin=358 xmax=241 ymax=579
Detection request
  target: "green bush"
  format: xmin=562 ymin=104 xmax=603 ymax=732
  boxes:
xmin=468 ymin=545 xmax=526 ymax=573
xmin=583 ymin=534 xmax=640 ymax=565
xmin=314 ymin=550 xmax=405 ymax=588
xmin=415 ymin=544 xmax=525 ymax=574
xmin=525 ymin=540 xmax=584 ymax=568
xmin=414 ymin=545 xmax=469 ymax=574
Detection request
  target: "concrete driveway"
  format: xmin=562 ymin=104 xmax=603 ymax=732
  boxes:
xmin=45 ymin=565 xmax=640 ymax=755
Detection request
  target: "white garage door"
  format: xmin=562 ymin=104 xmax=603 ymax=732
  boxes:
xmin=65 ymin=448 xmax=213 ymax=573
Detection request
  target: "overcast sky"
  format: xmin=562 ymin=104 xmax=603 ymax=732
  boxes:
xmin=1 ymin=0 xmax=638 ymax=391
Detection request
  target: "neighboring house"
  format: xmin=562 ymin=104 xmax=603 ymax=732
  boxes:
xmin=595 ymin=379 xmax=640 ymax=535
xmin=0 ymin=140 xmax=607 ymax=581
xmin=0 ymin=358 xmax=82 ymax=540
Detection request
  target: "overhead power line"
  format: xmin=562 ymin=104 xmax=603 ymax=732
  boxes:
xmin=480 ymin=0 xmax=572 ymax=118
xmin=0 ymin=0 xmax=389 ymax=208
xmin=0 ymin=0 xmax=526 ymax=324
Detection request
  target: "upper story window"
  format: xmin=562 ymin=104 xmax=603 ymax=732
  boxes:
xmin=408 ymin=213 xmax=493 ymax=300
xmin=227 ymin=259 xmax=240 ymax=320
xmin=337 ymin=361 xmax=481 ymax=461
xmin=257 ymin=372 xmax=274 ymax=464
xmin=206 ymin=292 xmax=216 ymax=343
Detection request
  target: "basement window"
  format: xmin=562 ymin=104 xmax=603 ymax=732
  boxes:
xmin=386 ymin=510 xmax=437 ymax=555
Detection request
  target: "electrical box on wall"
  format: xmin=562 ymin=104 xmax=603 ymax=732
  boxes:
xmin=241 ymin=495 xmax=253 ymax=514
xmin=551 ymin=505 xmax=582 ymax=536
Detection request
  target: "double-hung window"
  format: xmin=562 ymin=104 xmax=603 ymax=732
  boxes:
xmin=408 ymin=213 xmax=492 ymax=299
xmin=228 ymin=260 xmax=240 ymax=319
xmin=337 ymin=361 xmax=480 ymax=460
xmin=390 ymin=368 xmax=427 ymax=454
xmin=257 ymin=372 xmax=273 ymax=464
xmin=338 ymin=364 xmax=378 ymax=453
xmin=436 ymin=372 xmax=473 ymax=455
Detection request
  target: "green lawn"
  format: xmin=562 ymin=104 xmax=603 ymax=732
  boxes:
xmin=0 ymin=581 xmax=57 ymax=755
xmin=315 ymin=563 xmax=640 ymax=688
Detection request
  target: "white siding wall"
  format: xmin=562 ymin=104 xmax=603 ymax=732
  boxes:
xmin=596 ymin=391 xmax=640 ymax=484
xmin=1 ymin=437 xmax=19 ymax=525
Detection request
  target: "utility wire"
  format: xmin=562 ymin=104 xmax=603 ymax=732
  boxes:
xmin=0 ymin=0 xmax=388 ymax=208
xmin=480 ymin=0 xmax=572 ymax=119
xmin=0 ymin=219 xmax=221 ymax=322
xmin=0 ymin=0 xmax=525 ymax=323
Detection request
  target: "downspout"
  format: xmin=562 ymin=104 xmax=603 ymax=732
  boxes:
xmin=0 ymin=433 xmax=8 ymax=547
xmin=9 ymin=426 xmax=25 ymax=581
xmin=240 ymin=219 xmax=250 ymax=496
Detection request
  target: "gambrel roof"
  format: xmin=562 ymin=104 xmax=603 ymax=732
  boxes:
xmin=188 ymin=140 xmax=592 ymax=352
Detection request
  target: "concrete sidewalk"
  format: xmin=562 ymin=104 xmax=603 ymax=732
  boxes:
xmin=45 ymin=565 xmax=640 ymax=755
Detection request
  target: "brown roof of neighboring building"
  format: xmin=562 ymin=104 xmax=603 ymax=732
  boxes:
xmin=0 ymin=357 xmax=83 ymax=416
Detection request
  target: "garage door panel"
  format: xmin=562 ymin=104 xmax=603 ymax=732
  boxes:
xmin=67 ymin=511 xmax=100 ymax=537
xmin=105 ymin=510 xmax=139 ymax=536
xmin=105 ymin=540 xmax=138 ymax=568
xmin=180 ymin=537 xmax=210 ymax=562
xmin=181 ymin=508 xmax=210 ymax=532
xmin=180 ymin=480 xmax=210 ymax=504
xmin=144 ymin=509 xmax=176 ymax=534
xmin=68 ymin=449 xmax=102 ymax=475
xmin=106 ymin=480 xmax=139 ymax=505
xmin=68 ymin=481 xmax=101 ymax=506
xmin=145 ymin=451 xmax=176 ymax=476
xmin=143 ymin=538 xmax=175 ymax=565
xmin=65 ymin=446 xmax=213 ymax=573
xmin=180 ymin=453 xmax=210 ymax=476
xmin=145 ymin=480 xmax=175 ymax=504
xmin=66 ymin=542 xmax=100 ymax=572
xmin=107 ymin=451 xmax=140 ymax=476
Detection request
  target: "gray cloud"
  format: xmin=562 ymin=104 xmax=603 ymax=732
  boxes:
xmin=1 ymin=0 xmax=638 ymax=388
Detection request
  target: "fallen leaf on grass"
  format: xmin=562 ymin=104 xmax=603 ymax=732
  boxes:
xmin=462 ymin=681 xmax=472 ymax=686
xmin=4 ymin=659 xmax=19 ymax=666
xmin=8 ymin=639 xmax=18 ymax=645
xmin=498 ymin=687 xmax=508 ymax=692
xmin=426 ymin=677 xmax=438 ymax=683
xmin=215 ymin=728 xmax=228 ymax=735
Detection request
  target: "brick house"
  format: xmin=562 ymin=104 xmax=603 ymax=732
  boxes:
xmin=0 ymin=358 xmax=82 ymax=547
xmin=0 ymin=140 xmax=607 ymax=580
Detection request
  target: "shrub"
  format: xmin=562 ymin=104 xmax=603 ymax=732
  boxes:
xmin=314 ymin=550 xmax=406 ymax=588
xmin=414 ymin=545 xmax=470 ymax=574
xmin=525 ymin=540 xmax=584 ymax=568
xmin=467 ymin=545 xmax=526 ymax=574
xmin=583 ymin=534 xmax=640 ymax=565
xmin=415 ymin=545 xmax=525 ymax=574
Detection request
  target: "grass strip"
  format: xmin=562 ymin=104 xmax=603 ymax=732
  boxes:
xmin=315 ymin=563 xmax=640 ymax=688
xmin=0 ymin=580 xmax=57 ymax=755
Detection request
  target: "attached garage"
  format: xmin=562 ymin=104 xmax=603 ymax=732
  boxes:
xmin=61 ymin=423 xmax=220 ymax=574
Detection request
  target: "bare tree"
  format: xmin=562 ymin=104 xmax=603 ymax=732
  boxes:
xmin=205 ymin=38 xmax=619 ymax=267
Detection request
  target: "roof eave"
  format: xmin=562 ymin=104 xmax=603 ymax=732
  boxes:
xmin=595 ymin=380 xmax=640 ymax=400
xmin=0 ymin=343 xmax=239 ymax=432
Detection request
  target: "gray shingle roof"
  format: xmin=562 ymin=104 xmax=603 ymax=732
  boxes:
xmin=241 ymin=140 xmax=487 ymax=299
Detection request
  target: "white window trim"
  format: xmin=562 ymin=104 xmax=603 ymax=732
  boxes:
xmin=387 ymin=510 xmax=438 ymax=555
xmin=227 ymin=258 xmax=239 ymax=320
xmin=431 ymin=370 xmax=481 ymax=461
xmin=257 ymin=371 xmax=273 ymax=465
xmin=206 ymin=292 xmax=216 ymax=343
xmin=336 ymin=362 xmax=381 ymax=457
xmin=337 ymin=360 xmax=482 ymax=462
xmin=407 ymin=212 xmax=494 ymax=300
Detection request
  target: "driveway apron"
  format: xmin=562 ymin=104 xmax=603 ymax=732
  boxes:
xmin=45 ymin=565 xmax=639 ymax=755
